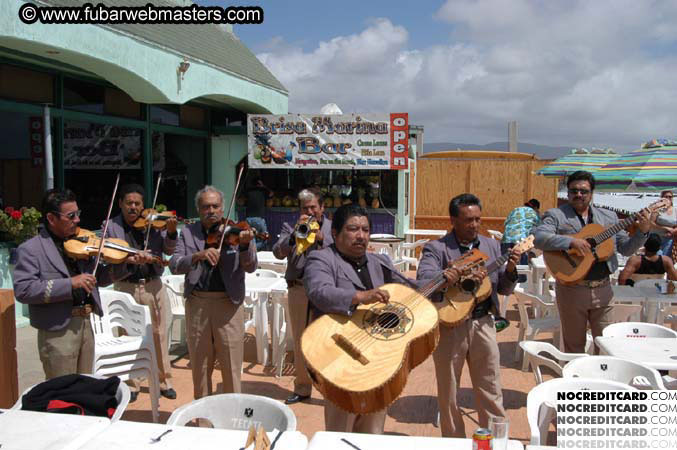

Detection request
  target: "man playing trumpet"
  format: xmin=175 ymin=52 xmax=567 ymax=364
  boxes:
xmin=273 ymin=187 xmax=333 ymax=404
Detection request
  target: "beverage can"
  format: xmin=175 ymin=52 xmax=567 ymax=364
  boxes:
xmin=472 ymin=427 xmax=493 ymax=450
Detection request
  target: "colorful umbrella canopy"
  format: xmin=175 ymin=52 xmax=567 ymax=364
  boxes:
xmin=536 ymin=149 xmax=618 ymax=177
xmin=594 ymin=141 xmax=677 ymax=191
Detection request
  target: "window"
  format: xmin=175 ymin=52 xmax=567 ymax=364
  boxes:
xmin=63 ymin=78 xmax=105 ymax=114
xmin=150 ymin=104 xmax=180 ymax=126
xmin=0 ymin=64 xmax=54 ymax=104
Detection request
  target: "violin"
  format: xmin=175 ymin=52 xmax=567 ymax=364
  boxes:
xmin=133 ymin=208 xmax=176 ymax=230
xmin=64 ymin=228 xmax=169 ymax=266
xmin=205 ymin=218 xmax=270 ymax=248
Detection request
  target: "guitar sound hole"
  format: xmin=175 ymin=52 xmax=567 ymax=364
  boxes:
xmin=376 ymin=312 xmax=400 ymax=329
xmin=460 ymin=278 xmax=477 ymax=293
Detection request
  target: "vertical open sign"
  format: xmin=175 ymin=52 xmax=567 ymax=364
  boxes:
xmin=389 ymin=113 xmax=408 ymax=170
xmin=29 ymin=116 xmax=44 ymax=167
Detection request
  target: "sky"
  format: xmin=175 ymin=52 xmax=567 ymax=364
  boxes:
xmin=200 ymin=0 xmax=677 ymax=152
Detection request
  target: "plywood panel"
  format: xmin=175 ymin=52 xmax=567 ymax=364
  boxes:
xmin=0 ymin=289 xmax=18 ymax=408
xmin=416 ymin=160 xmax=469 ymax=216
xmin=468 ymin=160 xmax=527 ymax=217
xmin=415 ymin=215 xmax=506 ymax=235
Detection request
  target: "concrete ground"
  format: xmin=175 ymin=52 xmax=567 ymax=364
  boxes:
xmin=16 ymin=292 xmax=557 ymax=445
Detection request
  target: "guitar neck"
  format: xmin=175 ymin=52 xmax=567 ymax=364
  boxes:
xmin=418 ymin=273 xmax=448 ymax=298
xmin=592 ymin=213 xmax=637 ymax=245
xmin=486 ymin=250 xmax=512 ymax=274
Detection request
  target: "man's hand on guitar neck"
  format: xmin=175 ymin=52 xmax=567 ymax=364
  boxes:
xmin=635 ymin=209 xmax=652 ymax=234
xmin=505 ymin=247 xmax=521 ymax=273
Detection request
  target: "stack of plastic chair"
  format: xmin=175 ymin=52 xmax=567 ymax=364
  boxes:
xmin=514 ymin=287 xmax=562 ymax=370
xmin=167 ymin=393 xmax=297 ymax=431
xmin=269 ymin=288 xmax=293 ymax=377
xmin=91 ymin=290 xmax=160 ymax=422
xmin=161 ymin=274 xmax=185 ymax=349
xmin=527 ymin=378 xmax=637 ymax=445
xmin=12 ymin=374 xmax=131 ymax=422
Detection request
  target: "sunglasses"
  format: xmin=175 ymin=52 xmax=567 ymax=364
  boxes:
xmin=663 ymin=195 xmax=673 ymax=199
xmin=55 ymin=209 xmax=82 ymax=220
xmin=568 ymin=189 xmax=591 ymax=195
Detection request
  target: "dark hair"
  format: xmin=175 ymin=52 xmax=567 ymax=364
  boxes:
xmin=42 ymin=188 xmax=77 ymax=224
xmin=298 ymin=186 xmax=324 ymax=206
xmin=525 ymin=198 xmax=540 ymax=210
xmin=332 ymin=204 xmax=371 ymax=233
xmin=118 ymin=183 xmax=145 ymax=202
xmin=566 ymin=171 xmax=595 ymax=191
xmin=644 ymin=233 xmax=662 ymax=254
xmin=449 ymin=193 xmax=482 ymax=218
xmin=661 ymin=190 xmax=673 ymax=198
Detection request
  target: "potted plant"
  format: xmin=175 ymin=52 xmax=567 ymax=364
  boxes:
xmin=0 ymin=206 xmax=42 ymax=264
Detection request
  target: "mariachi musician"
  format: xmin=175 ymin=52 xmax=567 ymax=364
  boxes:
xmin=13 ymin=188 xmax=149 ymax=380
xmin=169 ymin=185 xmax=257 ymax=400
xmin=273 ymin=187 xmax=333 ymax=405
xmin=417 ymin=193 xmax=520 ymax=438
xmin=104 ymin=183 xmax=178 ymax=402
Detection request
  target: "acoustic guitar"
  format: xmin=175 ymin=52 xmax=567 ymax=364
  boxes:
xmin=544 ymin=199 xmax=669 ymax=284
xmin=436 ymin=236 xmax=535 ymax=327
xmin=301 ymin=274 xmax=449 ymax=414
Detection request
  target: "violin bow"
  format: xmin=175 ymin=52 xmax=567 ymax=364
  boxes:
xmin=214 ymin=164 xmax=246 ymax=254
xmin=143 ymin=173 xmax=163 ymax=252
xmin=92 ymin=173 xmax=120 ymax=277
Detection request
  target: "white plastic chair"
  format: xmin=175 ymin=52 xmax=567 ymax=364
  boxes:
xmin=269 ymin=289 xmax=293 ymax=377
xmin=487 ymin=230 xmax=503 ymax=241
xmin=247 ymin=269 xmax=282 ymax=279
xmin=514 ymin=288 xmax=562 ymax=370
xmin=527 ymin=377 xmax=637 ymax=445
xmin=166 ymin=393 xmax=297 ymax=431
xmin=162 ymin=274 xmax=186 ymax=348
xmin=12 ymin=374 xmax=130 ymax=422
xmin=519 ymin=341 xmax=588 ymax=384
xmin=609 ymin=303 xmax=643 ymax=323
xmin=602 ymin=322 xmax=677 ymax=338
xmin=562 ymin=355 xmax=666 ymax=389
xmin=400 ymin=238 xmax=429 ymax=270
xmin=92 ymin=290 xmax=160 ymax=422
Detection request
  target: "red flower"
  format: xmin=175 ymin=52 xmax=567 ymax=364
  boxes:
xmin=4 ymin=206 xmax=14 ymax=214
xmin=11 ymin=210 xmax=22 ymax=220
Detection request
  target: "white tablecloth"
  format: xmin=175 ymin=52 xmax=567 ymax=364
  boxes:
xmin=73 ymin=420 xmax=308 ymax=450
xmin=245 ymin=276 xmax=288 ymax=293
xmin=595 ymin=337 xmax=677 ymax=370
xmin=306 ymin=431 xmax=524 ymax=450
xmin=0 ymin=409 xmax=111 ymax=450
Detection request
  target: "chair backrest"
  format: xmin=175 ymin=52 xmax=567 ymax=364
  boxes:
xmin=162 ymin=275 xmax=185 ymax=314
xmin=527 ymin=377 xmax=637 ymax=445
xmin=248 ymin=269 xmax=281 ymax=279
xmin=166 ymin=393 xmax=297 ymax=431
xmin=161 ymin=274 xmax=184 ymax=294
xmin=608 ymin=303 xmax=643 ymax=323
xmin=519 ymin=341 xmax=587 ymax=384
xmin=487 ymin=229 xmax=503 ymax=241
xmin=602 ymin=322 xmax=677 ymax=338
xmin=562 ymin=356 xmax=666 ymax=389
xmin=12 ymin=374 xmax=130 ymax=422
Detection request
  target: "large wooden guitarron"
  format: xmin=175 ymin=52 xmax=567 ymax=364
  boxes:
xmin=436 ymin=236 xmax=534 ymax=327
xmin=301 ymin=275 xmax=448 ymax=414
xmin=544 ymin=199 xmax=669 ymax=284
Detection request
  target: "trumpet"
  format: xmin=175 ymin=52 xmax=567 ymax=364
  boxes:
xmin=294 ymin=217 xmax=320 ymax=255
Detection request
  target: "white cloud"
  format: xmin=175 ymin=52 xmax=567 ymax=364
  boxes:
xmin=257 ymin=1 xmax=677 ymax=151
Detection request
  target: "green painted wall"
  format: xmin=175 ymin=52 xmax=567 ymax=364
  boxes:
xmin=211 ymin=135 xmax=247 ymax=214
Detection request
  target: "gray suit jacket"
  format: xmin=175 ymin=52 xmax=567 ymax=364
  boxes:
xmin=272 ymin=216 xmax=333 ymax=281
xmin=304 ymin=245 xmax=424 ymax=316
xmin=13 ymin=228 xmax=125 ymax=331
xmin=104 ymin=214 xmax=177 ymax=279
xmin=169 ymin=221 xmax=257 ymax=303
xmin=533 ymin=203 xmax=646 ymax=274
xmin=416 ymin=232 xmax=517 ymax=306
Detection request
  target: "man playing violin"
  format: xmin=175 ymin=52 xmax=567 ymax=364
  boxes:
xmin=169 ymin=185 xmax=257 ymax=399
xmin=273 ymin=187 xmax=333 ymax=405
xmin=304 ymin=205 xmax=456 ymax=434
xmin=104 ymin=183 xmax=178 ymax=402
xmin=13 ymin=189 xmax=148 ymax=379
xmin=417 ymin=193 xmax=520 ymax=438
xmin=533 ymin=171 xmax=650 ymax=353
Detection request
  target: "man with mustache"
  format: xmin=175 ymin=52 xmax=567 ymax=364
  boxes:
xmin=533 ymin=170 xmax=650 ymax=353
xmin=170 ymin=186 xmax=256 ymax=399
xmin=273 ymin=186 xmax=332 ymax=405
xmin=417 ymin=193 xmax=520 ymax=438
xmin=104 ymin=183 xmax=178 ymax=402
xmin=304 ymin=204 xmax=455 ymax=433
xmin=13 ymin=189 xmax=143 ymax=379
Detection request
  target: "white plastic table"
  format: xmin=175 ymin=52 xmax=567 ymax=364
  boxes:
xmin=404 ymin=229 xmax=447 ymax=243
xmin=306 ymin=431 xmax=524 ymax=450
xmin=0 ymin=409 xmax=111 ymax=450
xmin=595 ymin=337 xmax=677 ymax=370
xmin=636 ymin=280 xmax=677 ymax=323
xmin=257 ymin=251 xmax=287 ymax=267
xmin=529 ymin=256 xmax=548 ymax=295
xmin=73 ymin=420 xmax=308 ymax=450
xmin=245 ymin=276 xmax=288 ymax=366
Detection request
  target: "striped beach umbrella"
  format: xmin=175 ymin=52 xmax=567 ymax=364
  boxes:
xmin=594 ymin=140 xmax=677 ymax=191
xmin=536 ymin=149 xmax=618 ymax=177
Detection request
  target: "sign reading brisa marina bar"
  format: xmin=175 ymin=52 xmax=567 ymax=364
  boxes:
xmin=247 ymin=113 xmax=409 ymax=170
